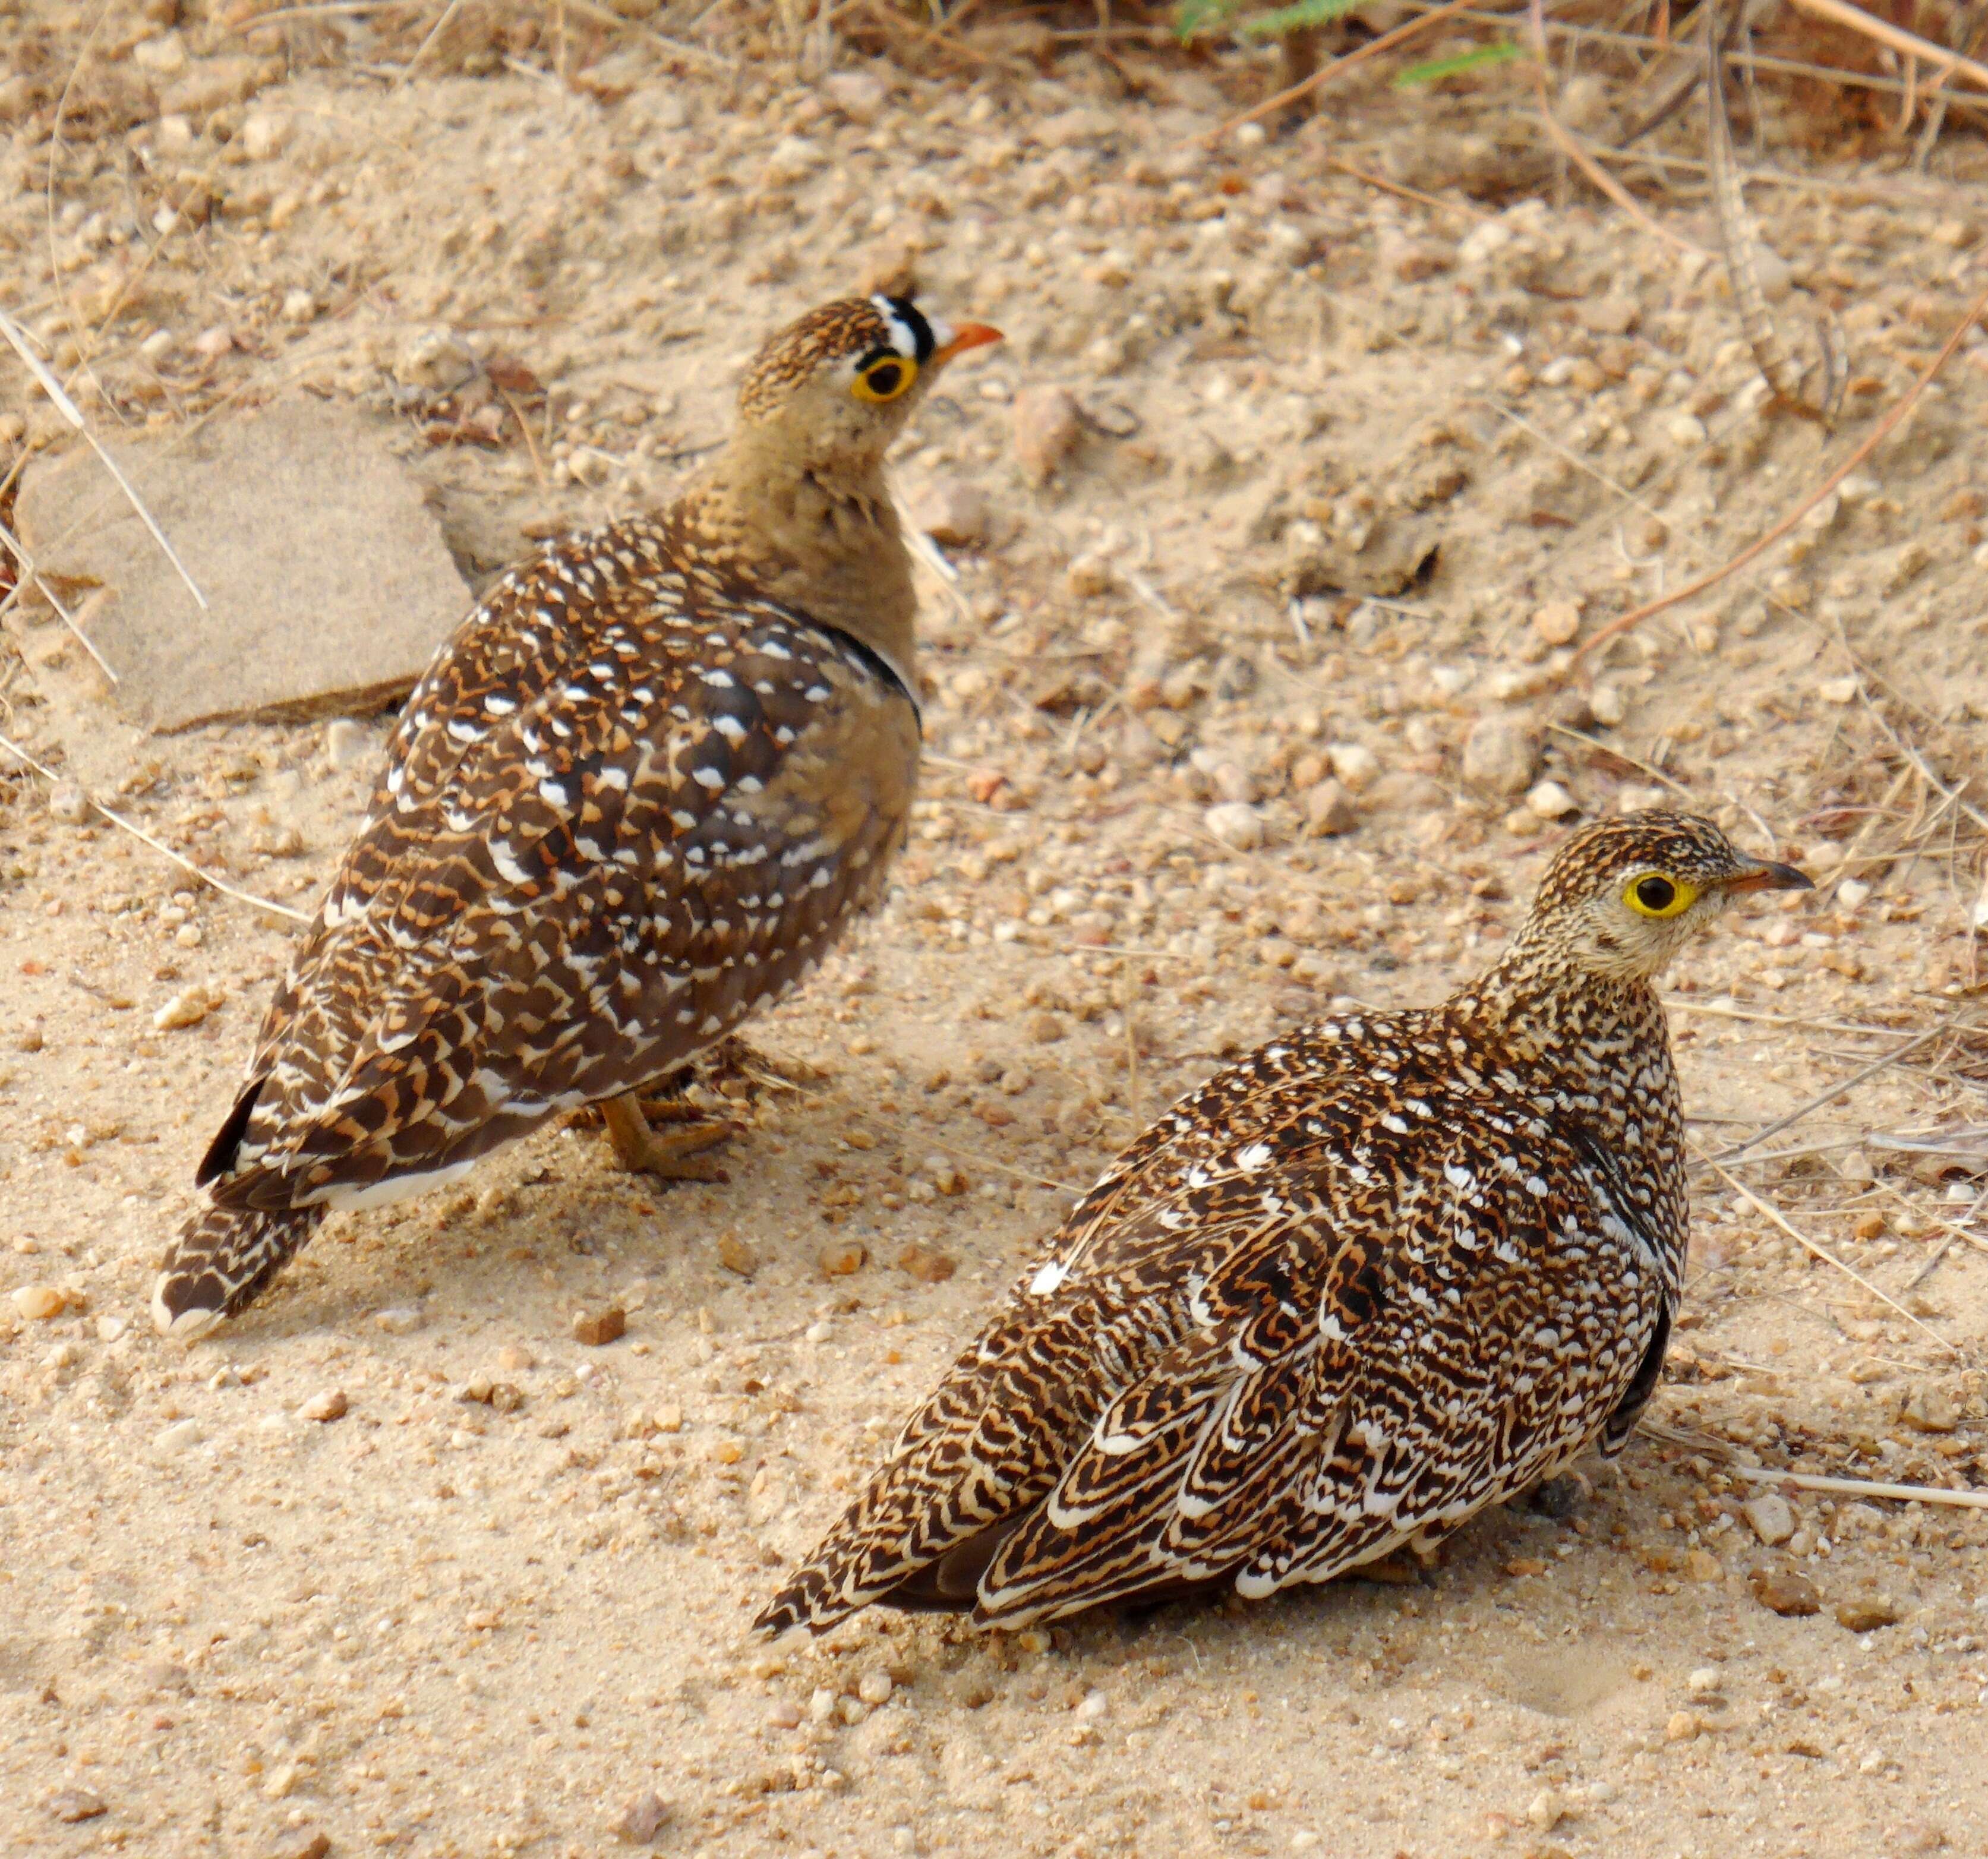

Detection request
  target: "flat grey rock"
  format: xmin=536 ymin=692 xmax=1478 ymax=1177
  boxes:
xmin=15 ymin=399 xmax=469 ymax=733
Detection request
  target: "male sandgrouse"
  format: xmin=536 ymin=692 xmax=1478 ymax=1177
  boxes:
xmin=152 ymin=295 xmax=1001 ymax=1339
xmin=759 ymin=812 xmax=1810 ymax=1632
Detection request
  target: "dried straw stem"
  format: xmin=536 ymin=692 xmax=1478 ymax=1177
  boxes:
xmin=1730 ymin=1465 xmax=1988 ymax=1510
xmin=1782 ymin=0 xmax=1988 ymax=94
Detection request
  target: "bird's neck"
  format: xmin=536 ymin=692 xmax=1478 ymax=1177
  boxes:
xmin=670 ymin=431 xmax=919 ymax=690
xmin=1451 ymin=930 xmax=1677 ymax=1145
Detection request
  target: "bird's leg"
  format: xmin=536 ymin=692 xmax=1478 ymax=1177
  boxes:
xmin=598 ymin=1093 xmax=732 ymax=1182
xmin=1524 ymin=1469 xmax=1593 ymax=1520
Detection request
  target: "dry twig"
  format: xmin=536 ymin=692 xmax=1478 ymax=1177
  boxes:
xmin=1697 ymin=1148 xmax=1960 ymax=1355
xmin=1577 ymin=273 xmax=1988 ymax=665
xmin=1206 ymin=0 xmax=1484 ymax=141
xmin=0 ymin=730 xmax=311 ymax=924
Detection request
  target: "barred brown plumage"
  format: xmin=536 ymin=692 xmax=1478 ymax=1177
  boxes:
xmin=151 ymin=294 xmax=1001 ymax=1339
xmin=758 ymin=812 xmax=1811 ymax=1634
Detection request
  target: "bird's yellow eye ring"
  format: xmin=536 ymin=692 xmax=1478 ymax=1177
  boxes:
xmin=852 ymin=354 xmax=917 ymax=403
xmin=1624 ymin=872 xmax=1699 ymax=919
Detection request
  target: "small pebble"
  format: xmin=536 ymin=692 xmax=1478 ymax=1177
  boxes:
xmin=1326 ymin=743 xmax=1380 ymax=793
xmin=1012 ymin=386 xmax=1081 ymax=484
xmin=154 ymin=1418 xmax=202 ymax=1456
xmin=1027 ymin=1012 xmax=1066 ymax=1043
xmin=858 ymin=1670 xmax=895 ymax=1707
xmin=717 ymin=1231 xmax=757 ymax=1277
xmin=1682 ymin=1548 xmax=1722 ymax=1583
xmin=49 ymin=1789 xmax=107 ymax=1823
xmin=323 ymin=719 xmax=369 ymax=769
xmin=281 ymin=288 xmax=317 ymax=323
xmin=1749 ymin=1567 xmax=1820 ymax=1614
xmin=153 ymin=987 xmax=217 ymax=1032
xmin=272 ymin=1831 xmax=331 ymax=1859
xmin=239 ymin=110 xmax=289 ymax=160
xmin=768 ymin=1699 xmax=803 ymax=1729
xmin=1531 ymin=601 xmax=1581 ymax=646
xmin=1901 ymin=1386 xmax=1958 ymax=1433
xmin=300 ymin=1389 xmax=348 ymax=1423
xmin=1304 ymin=778 xmax=1357 ymax=837
xmin=1462 ymin=716 xmax=1538 ymax=797
xmin=818 ymin=1241 xmax=867 ymax=1277
xmin=912 ymin=479 xmax=989 ymax=550
xmin=11 ymin=1284 xmax=65 ymax=1321
xmin=46 ymin=779 xmax=91 ymax=825
xmin=1685 ymin=1667 xmax=1722 ymax=1698
xmin=497 ymin=1343 xmax=535 ymax=1373
xmin=1204 ymin=800 xmax=1264 ymax=851
xmin=1665 ymin=1710 xmax=1699 ymax=1743
xmin=1835 ymin=1596 xmax=1901 ymax=1633
xmin=616 ymin=1789 xmax=670 ymax=1845
xmin=1742 ymin=1493 xmax=1795 ymax=1546
xmin=373 ymin=1305 xmax=422 ymax=1334
xmin=1526 ymin=1789 xmax=1564 ymax=1832
xmin=1526 ymin=779 xmax=1578 ymax=820
xmin=897 ymin=1244 xmax=957 ymax=1284
xmin=572 ymin=1306 xmax=627 ymax=1347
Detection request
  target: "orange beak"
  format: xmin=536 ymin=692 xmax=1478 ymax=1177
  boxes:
xmin=931 ymin=323 xmax=1003 ymax=368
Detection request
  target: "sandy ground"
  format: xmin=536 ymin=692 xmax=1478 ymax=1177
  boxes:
xmin=5 ymin=5 xmax=1988 ymax=1857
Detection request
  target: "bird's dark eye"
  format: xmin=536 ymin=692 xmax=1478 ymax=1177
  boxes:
xmin=1636 ymin=876 xmax=1675 ymax=911
xmin=867 ymin=363 xmax=901 ymax=395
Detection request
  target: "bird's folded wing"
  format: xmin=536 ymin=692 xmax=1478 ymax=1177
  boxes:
xmin=212 ymin=580 xmax=912 ymax=1205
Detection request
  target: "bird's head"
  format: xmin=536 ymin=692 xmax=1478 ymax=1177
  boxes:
xmin=1523 ymin=809 xmax=1812 ymax=983
xmin=734 ymin=293 xmax=1002 ymax=474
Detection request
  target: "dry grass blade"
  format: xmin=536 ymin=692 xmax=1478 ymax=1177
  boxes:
xmin=1696 ymin=1149 xmax=1961 ymax=1355
xmin=1728 ymin=1465 xmax=1988 ymax=1510
xmin=0 ymin=512 xmax=118 ymax=684
xmin=1712 ymin=1027 xmax=1944 ymax=1160
xmin=0 ymin=730 xmax=311 ymax=924
xmin=1576 ymin=273 xmax=1988 ymax=665
xmin=0 ymin=311 xmax=210 ymax=613
xmin=1705 ymin=3 xmax=1842 ymax=425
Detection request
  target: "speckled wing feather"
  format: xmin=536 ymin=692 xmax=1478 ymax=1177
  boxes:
xmin=759 ymin=1006 xmax=1682 ymax=1632
xmin=190 ymin=514 xmax=916 ymax=1222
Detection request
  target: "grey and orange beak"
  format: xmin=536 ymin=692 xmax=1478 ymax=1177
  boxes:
xmin=930 ymin=322 xmax=1003 ymax=368
xmin=1721 ymin=856 xmax=1814 ymax=895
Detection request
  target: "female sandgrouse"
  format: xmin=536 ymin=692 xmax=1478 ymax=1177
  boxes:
xmin=152 ymin=295 xmax=1001 ymax=1339
xmin=759 ymin=812 xmax=1810 ymax=1632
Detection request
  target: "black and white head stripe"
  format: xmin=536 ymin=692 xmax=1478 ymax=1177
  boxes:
xmin=870 ymin=295 xmax=939 ymax=364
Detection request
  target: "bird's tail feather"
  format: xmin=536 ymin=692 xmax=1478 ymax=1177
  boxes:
xmin=152 ymin=1200 xmax=326 ymax=1339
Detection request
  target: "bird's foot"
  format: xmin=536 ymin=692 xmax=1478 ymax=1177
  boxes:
xmin=700 ymin=1035 xmax=829 ymax=1093
xmin=599 ymin=1094 xmax=733 ymax=1182
xmin=1525 ymin=1472 xmax=1591 ymax=1520
xmin=1349 ymin=1551 xmax=1424 ymax=1587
